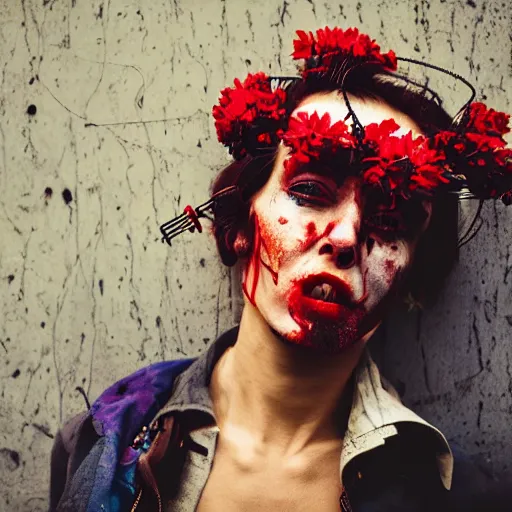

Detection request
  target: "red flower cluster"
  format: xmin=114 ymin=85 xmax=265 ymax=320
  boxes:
xmin=282 ymin=111 xmax=356 ymax=176
xmin=211 ymin=28 xmax=511 ymax=205
xmin=292 ymin=27 xmax=397 ymax=76
xmin=280 ymin=103 xmax=511 ymax=203
xmin=212 ymin=72 xmax=287 ymax=160
xmin=283 ymin=115 xmax=450 ymax=198
xmin=432 ymin=103 xmax=512 ymax=202
xmin=362 ymin=120 xmax=448 ymax=196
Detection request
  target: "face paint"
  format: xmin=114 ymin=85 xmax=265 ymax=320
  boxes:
xmin=242 ymin=94 xmax=431 ymax=353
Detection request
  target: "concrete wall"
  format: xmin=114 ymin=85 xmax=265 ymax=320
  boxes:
xmin=0 ymin=0 xmax=510 ymax=509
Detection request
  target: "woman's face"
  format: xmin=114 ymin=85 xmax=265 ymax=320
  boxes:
xmin=242 ymin=93 xmax=432 ymax=353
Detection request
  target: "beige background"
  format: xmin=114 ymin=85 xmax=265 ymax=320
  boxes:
xmin=0 ymin=0 xmax=510 ymax=509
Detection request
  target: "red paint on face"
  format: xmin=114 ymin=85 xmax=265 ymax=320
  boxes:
xmin=299 ymin=222 xmax=318 ymax=252
xmin=243 ymin=215 xmax=282 ymax=303
xmin=306 ymin=222 xmax=316 ymax=235
xmin=384 ymin=259 xmax=396 ymax=276
xmin=257 ymin=215 xmax=285 ymax=283
xmin=278 ymin=216 xmax=288 ymax=225
xmin=300 ymin=221 xmax=337 ymax=252
xmin=260 ymin=252 xmax=279 ymax=285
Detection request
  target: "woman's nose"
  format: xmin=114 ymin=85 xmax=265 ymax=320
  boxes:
xmin=318 ymin=204 xmax=361 ymax=270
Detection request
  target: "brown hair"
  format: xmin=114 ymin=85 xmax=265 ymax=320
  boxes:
xmin=210 ymin=68 xmax=459 ymax=305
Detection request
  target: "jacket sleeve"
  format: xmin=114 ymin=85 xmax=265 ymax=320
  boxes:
xmin=49 ymin=412 xmax=89 ymax=512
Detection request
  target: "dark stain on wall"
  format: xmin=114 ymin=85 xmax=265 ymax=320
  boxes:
xmin=0 ymin=448 xmax=20 ymax=471
xmin=62 ymin=188 xmax=73 ymax=204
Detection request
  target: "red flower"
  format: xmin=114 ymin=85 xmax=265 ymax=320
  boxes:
xmin=431 ymin=107 xmax=511 ymax=199
xmin=362 ymin=122 xmax=448 ymax=195
xmin=282 ymin=111 xmax=356 ymax=176
xmin=364 ymin=119 xmax=401 ymax=143
xmin=409 ymin=137 xmax=449 ymax=191
xmin=362 ymin=121 xmax=410 ymax=193
xmin=292 ymin=30 xmax=315 ymax=60
xmin=465 ymin=132 xmax=506 ymax=151
xmin=212 ymin=72 xmax=287 ymax=159
xmin=292 ymin=26 xmax=397 ymax=75
xmin=468 ymin=102 xmax=510 ymax=137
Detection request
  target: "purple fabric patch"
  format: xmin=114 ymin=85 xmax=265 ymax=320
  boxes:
xmin=120 ymin=445 xmax=141 ymax=466
xmin=85 ymin=358 xmax=195 ymax=512
xmin=90 ymin=359 xmax=194 ymax=457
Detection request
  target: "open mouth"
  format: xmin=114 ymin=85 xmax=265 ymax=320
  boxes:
xmin=301 ymin=273 xmax=353 ymax=307
xmin=288 ymin=272 xmax=367 ymax=331
xmin=308 ymin=283 xmax=341 ymax=303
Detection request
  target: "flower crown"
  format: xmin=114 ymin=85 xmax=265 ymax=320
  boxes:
xmin=160 ymin=26 xmax=511 ymax=245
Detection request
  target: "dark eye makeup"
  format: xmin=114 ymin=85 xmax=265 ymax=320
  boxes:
xmin=285 ymin=175 xmax=429 ymax=241
xmin=364 ymin=211 xmax=407 ymax=240
xmin=287 ymin=180 xmax=336 ymax=207
xmin=363 ymin=191 xmax=429 ymax=240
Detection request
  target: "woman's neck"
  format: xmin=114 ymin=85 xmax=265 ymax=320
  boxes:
xmin=209 ymin=302 xmax=365 ymax=459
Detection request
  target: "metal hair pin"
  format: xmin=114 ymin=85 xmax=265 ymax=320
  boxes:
xmin=160 ymin=185 xmax=238 ymax=246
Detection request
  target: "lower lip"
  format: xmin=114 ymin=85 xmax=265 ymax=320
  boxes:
xmin=288 ymin=285 xmax=359 ymax=324
xmin=300 ymin=295 xmax=352 ymax=320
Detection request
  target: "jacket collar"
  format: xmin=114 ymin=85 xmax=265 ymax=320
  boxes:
xmin=155 ymin=327 xmax=453 ymax=490
xmin=343 ymin=350 xmax=453 ymax=489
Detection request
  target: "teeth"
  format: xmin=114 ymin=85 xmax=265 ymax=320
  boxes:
xmin=310 ymin=285 xmax=323 ymax=299
xmin=310 ymin=283 xmax=334 ymax=301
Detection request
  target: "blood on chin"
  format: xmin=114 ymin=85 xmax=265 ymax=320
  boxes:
xmin=280 ymin=317 xmax=365 ymax=354
xmin=285 ymin=286 xmax=368 ymax=353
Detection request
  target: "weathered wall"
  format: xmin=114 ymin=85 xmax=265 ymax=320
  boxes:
xmin=0 ymin=0 xmax=510 ymax=509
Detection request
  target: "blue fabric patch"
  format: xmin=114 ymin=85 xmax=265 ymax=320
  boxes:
xmin=84 ymin=358 xmax=195 ymax=512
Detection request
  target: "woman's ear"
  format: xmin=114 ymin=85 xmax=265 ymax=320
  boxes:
xmin=214 ymin=220 xmax=253 ymax=267
xmin=229 ymin=205 xmax=254 ymax=260
xmin=233 ymin=231 xmax=250 ymax=258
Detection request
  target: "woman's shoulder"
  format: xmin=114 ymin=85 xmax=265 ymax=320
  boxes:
xmin=49 ymin=357 xmax=196 ymax=511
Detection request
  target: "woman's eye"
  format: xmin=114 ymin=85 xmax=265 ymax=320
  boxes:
xmin=287 ymin=182 xmax=333 ymax=206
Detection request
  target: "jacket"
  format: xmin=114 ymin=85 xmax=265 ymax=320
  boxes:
xmin=49 ymin=328 xmax=497 ymax=512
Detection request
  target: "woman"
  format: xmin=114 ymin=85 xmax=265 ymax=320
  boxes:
xmin=49 ymin=27 xmax=511 ymax=511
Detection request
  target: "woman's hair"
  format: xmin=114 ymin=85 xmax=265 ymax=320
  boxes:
xmin=210 ymin=67 xmax=459 ymax=306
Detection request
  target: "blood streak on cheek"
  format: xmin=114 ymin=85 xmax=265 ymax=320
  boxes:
xmin=255 ymin=215 xmax=283 ymax=285
xmin=299 ymin=222 xmax=317 ymax=251
xmin=383 ymin=259 xmax=397 ymax=282
xmin=260 ymin=239 xmax=279 ymax=284
xmin=300 ymin=221 xmax=335 ymax=252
